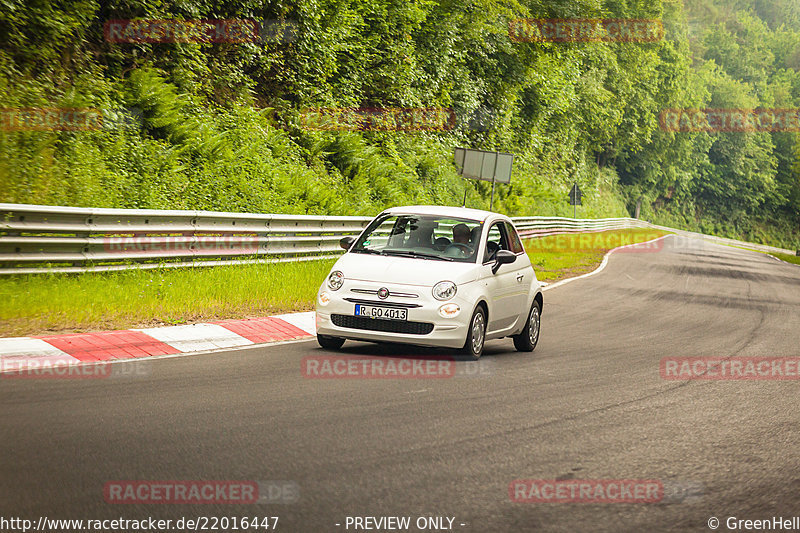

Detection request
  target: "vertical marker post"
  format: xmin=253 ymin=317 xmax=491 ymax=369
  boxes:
xmin=490 ymin=154 xmax=499 ymax=211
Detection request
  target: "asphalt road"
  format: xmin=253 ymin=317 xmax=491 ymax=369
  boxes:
xmin=2 ymin=235 xmax=800 ymax=533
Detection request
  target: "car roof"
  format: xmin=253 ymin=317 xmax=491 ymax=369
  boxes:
xmin=382 ymin=205 xmax=507 ymax=222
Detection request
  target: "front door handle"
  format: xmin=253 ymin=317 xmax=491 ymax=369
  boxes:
xmin=516 ymin=274 xmax=524 ymax=282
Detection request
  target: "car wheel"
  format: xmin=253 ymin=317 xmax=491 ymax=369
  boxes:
xmin=317 ymin=334 xmax=345 ymax=350
xmin=461 ymin=306 xmax=486 ymax=361
xmin=513 ymin=301 xmax=541 ymax=352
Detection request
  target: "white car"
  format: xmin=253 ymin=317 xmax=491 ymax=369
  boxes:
xmin=315 ymin=206 xmax=543 ymax=359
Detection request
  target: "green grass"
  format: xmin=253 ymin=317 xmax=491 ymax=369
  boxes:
xmin=0 ymin=259 xmax=336 ymax=337
xmin=0 ymin=228 xmax=669 ymax=337
xmin=525 ymin=229 xmax=670 ymax=282
xmin=728 ymin=248 xmax=800 ymax=266
xmin=771 ymin=253 xmax=800 ymax=266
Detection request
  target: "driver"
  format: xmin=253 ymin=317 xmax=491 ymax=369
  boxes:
xmin=449 ymin=224 xmax=473 ymax=257
xmin=453 ymin=223 xmax=470 ymax=245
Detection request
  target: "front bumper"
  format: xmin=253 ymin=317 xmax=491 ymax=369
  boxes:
xmin=315 ymin=281 xmax=471 ymax=349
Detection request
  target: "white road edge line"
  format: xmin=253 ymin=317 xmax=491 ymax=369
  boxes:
xmin=541 ymin=234 xmax=672 ymax=292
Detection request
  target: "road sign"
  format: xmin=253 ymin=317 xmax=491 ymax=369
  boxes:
xmin=569 ymin=183 xmax=582 ymax=206
xmin=454 ymin=148 xmax=513 ymax=183
xmin=454 ymin=147 xmax=514 ymax=210
xmin=569 ymin=183 xmax=582 ymax=219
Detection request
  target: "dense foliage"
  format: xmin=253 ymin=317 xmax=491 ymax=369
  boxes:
xmin=1 ymin=0 xmax=798 ymax=247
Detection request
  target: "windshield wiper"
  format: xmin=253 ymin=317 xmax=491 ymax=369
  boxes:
xmin=380 ymin=250 xmax=454 ymax=261
xmin=351 ymin=248 xmax=384 ymax=255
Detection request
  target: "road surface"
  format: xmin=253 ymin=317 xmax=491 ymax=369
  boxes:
xmin=3 ymin=235 xmax=800 ymax=532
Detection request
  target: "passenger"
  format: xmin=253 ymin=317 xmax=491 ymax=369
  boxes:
xmin=469 ymin=225 xmax=482 ymax=246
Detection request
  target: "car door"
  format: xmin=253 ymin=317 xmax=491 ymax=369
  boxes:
xmin=480 ymin=221 xmax=520 ymax=335
xmin=504 ymin=221 xmax=533 ymax=330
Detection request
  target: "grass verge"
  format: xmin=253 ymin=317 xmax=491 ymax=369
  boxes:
xmin=0 ymin=228 xmax=668 ymax=337
xmin=0 ymin=259 xmax=336 ymax=337
xmin=524 ymin=228 xmax=670 ymax=283
xmin=771 ymin=252 xmax=800 ymax=266
xmin=730 ymin=247 xmax=800 ymax=265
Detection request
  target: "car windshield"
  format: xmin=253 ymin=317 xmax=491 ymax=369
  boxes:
xmin=351 ymin=214 xmax=484 ymax=263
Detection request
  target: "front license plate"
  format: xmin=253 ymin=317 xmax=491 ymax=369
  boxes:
xmin=355 ymin=304 xmax=408 ymax=321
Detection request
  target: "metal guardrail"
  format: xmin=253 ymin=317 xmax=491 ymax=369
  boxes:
xmin=0 ymin=204 xmax=373 ymax=274
xmin=513 ymin=216 xmax=642 ymax=238
xmin=515 ymin=218 xmax=797 ymax=256
xmin=644 ymin=223 xmax=796 ymax=256
xmin=0 ymin=203 xmax=793 ymax=274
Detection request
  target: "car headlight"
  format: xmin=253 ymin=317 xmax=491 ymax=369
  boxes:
xmin=327 ymin=271 xmax=344 ymax=291
xmin=432 ymin=280 xmax=457 ymax=301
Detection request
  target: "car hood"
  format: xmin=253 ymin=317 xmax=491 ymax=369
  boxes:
xmin=333 ymin=252 xmax=478 ymax=286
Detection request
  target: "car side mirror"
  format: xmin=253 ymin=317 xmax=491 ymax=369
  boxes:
xmin=492 ymin=249 xmax=516 ymax=274
xmin=340 ymin=236 xmax=356 ymax=250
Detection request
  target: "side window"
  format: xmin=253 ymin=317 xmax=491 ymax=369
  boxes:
xmin=505 ymin=222 xmax=524 ymax=254
xmin=483 ymin=222 xmax=510 ymax=263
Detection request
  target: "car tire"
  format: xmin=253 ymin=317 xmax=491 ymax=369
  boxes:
xmin=461 ymin=306 xmax=486 ymax=361
xmin=317 ymin=334 xmax=345 ymax=350
xmin=513 ymin=300 xmax=541 ymax=352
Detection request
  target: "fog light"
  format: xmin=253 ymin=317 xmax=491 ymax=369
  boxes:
xmin=438 ymin=303 xmax=460 ymax=318
xmin=318 ymin=291 xmax=331 ymax=306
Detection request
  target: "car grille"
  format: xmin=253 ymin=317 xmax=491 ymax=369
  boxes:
xmin=331 ymin=314 xmax=434 ymax=335
xmin=343 ymin=298 xmax=421 ymax=308
xmin=350 ymin=288 xmax=419 ymax=298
